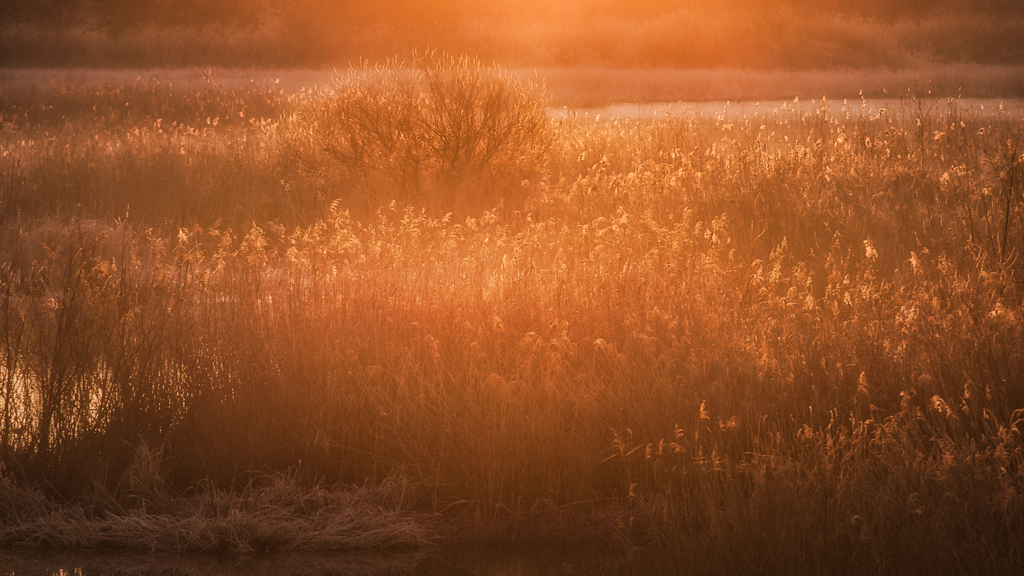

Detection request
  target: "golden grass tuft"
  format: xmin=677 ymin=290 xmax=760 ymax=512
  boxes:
xmin=0 ymin=455 xmax=432 ymax=552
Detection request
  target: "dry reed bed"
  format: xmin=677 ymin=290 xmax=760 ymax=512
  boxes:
xmin=1 ymin=72 xmax=1023 ymax=571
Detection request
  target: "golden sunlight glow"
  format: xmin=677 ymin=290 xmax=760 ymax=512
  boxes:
xmin=0 ymin=0 xmax=1022 ymax=569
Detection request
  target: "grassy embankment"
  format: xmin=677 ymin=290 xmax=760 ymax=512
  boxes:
xmin=1 ymin=57 xmax=1023 ymax=573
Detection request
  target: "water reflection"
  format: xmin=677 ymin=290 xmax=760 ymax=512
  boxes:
xmin=550 ymin=98 xmax=1024 ymax=121
xmin=0 ymin=547 xmax=663 ymax=576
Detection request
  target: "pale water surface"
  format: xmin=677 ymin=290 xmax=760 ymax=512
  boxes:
xmin=549 ymin=98 xmax=1024 ymax=122
xmin=3 ymin=69 xmax=1022 ymax=122
xmin=0 ymin=547 xmax=683 ymax=576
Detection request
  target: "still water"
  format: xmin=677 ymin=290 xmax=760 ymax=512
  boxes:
xmin=0 ymin=547 xmax=688 ymax=576
xmin=549 ymin=98 xmax=1024 ymax=122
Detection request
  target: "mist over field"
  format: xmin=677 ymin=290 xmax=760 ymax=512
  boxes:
xmin=1 ymin=2 xmax=1024 ymax=574
xmin=3 ymin=0 xmax=1024 ymax=70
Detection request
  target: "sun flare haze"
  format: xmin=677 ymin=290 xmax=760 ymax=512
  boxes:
xmin=2 ymin=0 xmax=1024 ymax=69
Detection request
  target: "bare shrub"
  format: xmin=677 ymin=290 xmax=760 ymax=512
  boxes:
xmin=294 ymin=53 xmax=551 ymax=215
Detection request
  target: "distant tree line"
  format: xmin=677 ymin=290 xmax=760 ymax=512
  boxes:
xmin=2 ymin=0 xmax=1022 ymax=31
xmin=0 ymin=0 xmax=265 ymax=30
